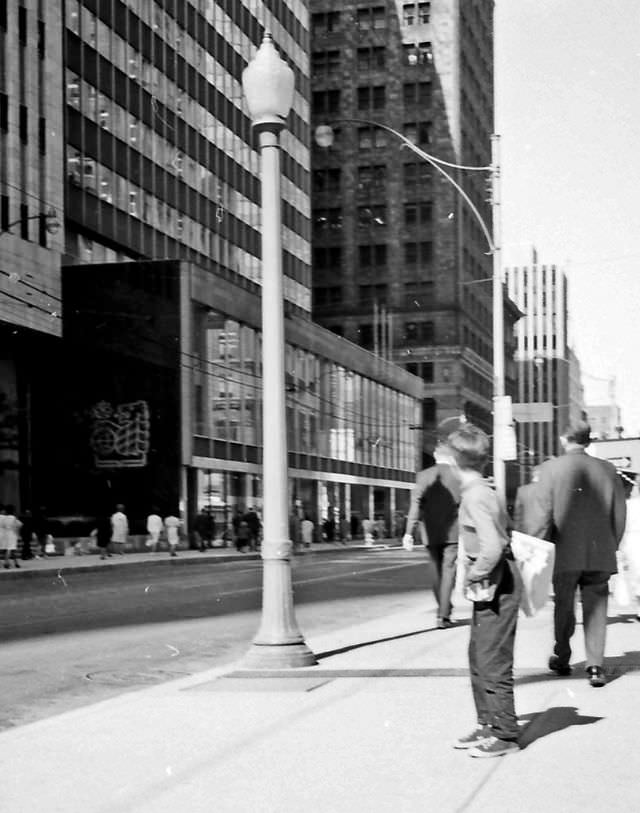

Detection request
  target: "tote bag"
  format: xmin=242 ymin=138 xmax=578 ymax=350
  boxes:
xmin=511 ymin=531 xmax=556 ymax=617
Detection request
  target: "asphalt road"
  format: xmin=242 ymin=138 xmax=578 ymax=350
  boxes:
xmin=0 ymin=550 xmax=434 ymax=730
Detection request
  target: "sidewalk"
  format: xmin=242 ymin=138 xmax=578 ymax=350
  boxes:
xmin=0 ymin=539 xmax=400 ymax=580
xmin=1 ymin=588 xmax=639 ymax=812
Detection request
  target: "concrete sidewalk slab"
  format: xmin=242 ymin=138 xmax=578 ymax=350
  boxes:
xmin=1 ymin=601 xmax=638 ymax=812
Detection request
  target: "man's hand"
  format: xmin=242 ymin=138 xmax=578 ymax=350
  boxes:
xmin=402 ymin=534 xmax=414 ymax=551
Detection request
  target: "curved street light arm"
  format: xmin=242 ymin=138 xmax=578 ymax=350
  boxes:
xmin=317 ymin=118 xmax=495 ymax=253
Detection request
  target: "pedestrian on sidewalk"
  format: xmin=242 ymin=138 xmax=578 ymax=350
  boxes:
xmin=94 ymin=513 xmax=112 ymax=560
xmin=244 ymin=508 xmax=261 ymax=552
xmin=620 ymin=480 xmax=640 ymax=620
xmin=164 ymin=513 xmax=181 ymax=557
xmin=403 ymin=437 xmax=461 ymax=628
xmin=110 ymin=504 xmax=129 ymax=555
xmin=193 ymin=508 xmax=216 ymax=551
xmin=301 ymin=515 xmax=315 ymax=549
xmin=19 ymin=509 xmax=36 ymax=561
xmin=528 ymin=420 xmax=627 ymax=688
xmin=513 ymin=467 xmax=540 ymax=533
xmin=448 ymin=424 xmax=522 ymax=758
xmin=146 ymin=509 xmax=163 ymax=553
xmin=1 ymin=505 xmax=22 ymax=569
xmin=33 ymin=506 xmax=50 ymax=558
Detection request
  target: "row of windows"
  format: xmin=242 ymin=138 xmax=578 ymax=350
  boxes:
xmin=463 ymin=325 xmax=492 ymax=364
xmin=312 ymin=4 xmax=430 ymax=34
xmin=312 ymin=242 xmax=434 ymax=270
xmin=313 ymin=203 xmax=433 ymax=233
xmin=66 ymin=146 xmax=310 ymax=310
xmin=312 ymin=48 xmax=434 ymax=76
xmin=312 ymin=87 xmax=432 ymax=121
xmin=464 ymin=366 xmax=492 ymax=401
xmin=313 ymin=281 xmax=437 ymax=313
xmin=405 ymin=362 xmax=434 ymax=383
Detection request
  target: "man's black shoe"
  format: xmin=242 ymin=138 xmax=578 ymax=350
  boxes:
xmin=548 ymin=655 xmax=572 ymax=676
xmin=586 ymin=666 xmax=606 ymax=687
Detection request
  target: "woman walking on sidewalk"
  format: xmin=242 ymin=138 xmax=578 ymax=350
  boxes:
xmin=448 ymin=425 xmax=522 ymax=759
xmin=1 ymin=505 xmax=22 ymax=569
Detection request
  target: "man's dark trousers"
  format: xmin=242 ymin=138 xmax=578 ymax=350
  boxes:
xmin=552 ymin=570 xmax=610 ymax=668
xmin=428 ymin=541 xmax=458 ymax=621
xmin=468 ymin=558 xmax=522 ymax=741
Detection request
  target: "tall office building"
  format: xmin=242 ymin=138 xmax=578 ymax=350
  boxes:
xmin=2 ymin=1 xmax=426 ymax=534
xmin=310 ymin=0 xmax=508 ymax=445
xmin=506 ymin=260 xmax=584 ymax=482
xmin=64 ymin=0 xmax=311 ymax=315
xmin=0 ymin=1 xmax=65 ymax=507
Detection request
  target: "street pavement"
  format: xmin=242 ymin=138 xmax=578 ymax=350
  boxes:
xmin=1 ymin=553 xmax=639 ymax=813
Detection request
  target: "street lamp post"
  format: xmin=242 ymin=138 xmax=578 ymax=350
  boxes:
xmin=241 ymin=34 xmax=316 ymax=668
xmin=316 ymin=120 xmax=507 ymax=503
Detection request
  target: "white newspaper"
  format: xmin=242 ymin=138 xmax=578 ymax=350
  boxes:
xmin=510 ymin=531 xmax=556 ymax=617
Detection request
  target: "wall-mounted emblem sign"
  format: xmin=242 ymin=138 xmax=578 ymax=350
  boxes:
xmin=89 ymin=400 xmax=150 ymax=468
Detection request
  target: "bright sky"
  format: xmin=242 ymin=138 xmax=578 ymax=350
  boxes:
xmin=495 ymin=0 xmax=640 ymax=434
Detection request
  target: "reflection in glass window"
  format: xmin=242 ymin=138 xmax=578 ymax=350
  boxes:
xmin=98 ymin=168 xmax=113 ymax=203
xmin=67 ymin=72 xmax=81 ymax=109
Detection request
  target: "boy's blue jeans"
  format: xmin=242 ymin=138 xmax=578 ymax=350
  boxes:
xmin=468 ymin=557 xmax=522 ymax=741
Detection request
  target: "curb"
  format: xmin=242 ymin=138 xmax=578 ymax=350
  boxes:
xmin=0 ymin=542 xmax=405 ymax=581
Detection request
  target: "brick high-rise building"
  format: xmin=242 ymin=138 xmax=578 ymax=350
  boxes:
xmin=310 ymin=0 xmax=504 ymax=446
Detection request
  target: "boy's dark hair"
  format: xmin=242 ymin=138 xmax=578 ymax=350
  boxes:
xmin=448 ymin=424 xmax=490 ymax=472
xmin=562 ymin=419 xmax=591 ymax=447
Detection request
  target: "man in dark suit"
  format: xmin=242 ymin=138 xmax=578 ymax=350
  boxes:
xmin=404 ymin=438 xmax=461 ymax=628
xmin=528 ymin=420 xmax=627 ymax=687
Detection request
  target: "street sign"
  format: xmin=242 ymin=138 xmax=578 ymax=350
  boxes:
xmin=512 ymin=402 xmax=554 ymax=423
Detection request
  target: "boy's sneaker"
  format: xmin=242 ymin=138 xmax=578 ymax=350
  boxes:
xmin=468 ymin=736 xmax=519 ymax=758
xmin=453 ymin=725 xmax=491 ymax=749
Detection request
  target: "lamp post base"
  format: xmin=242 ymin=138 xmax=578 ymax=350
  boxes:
xmin=241 ymin=641 xmax=318 ymax=669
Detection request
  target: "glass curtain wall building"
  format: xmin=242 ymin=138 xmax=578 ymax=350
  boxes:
xmin=63 ymin=0 xmax=311 ymax=314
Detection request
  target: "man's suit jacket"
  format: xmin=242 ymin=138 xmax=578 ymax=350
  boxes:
xmin=528 ymin=448 xmax=627 ymax=574
xmin=513 ymin=482 xmax=539 ymax=534
xmin=405 ymin=463 xmax=460 ymax=547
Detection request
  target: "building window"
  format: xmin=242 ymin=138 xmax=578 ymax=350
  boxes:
xmin=313 ymin=168 xmax=341 ymax=195
xmin=403 ymin=162 xmax=432 ymax=191
xmin=404 ymin=280 xmax=434 ymax=307
xmin=19 ymin=105 xmax=27 ymax=143
xmin=20 ymin=204 xmax=29 ymax=240
xmin=37 ymin=19 xmax=45 ymax=58
xmin=356 ymin=47 xmax=386 ymax=71
xmin=38 ymin=116 xmax=46 ymax=155
xmin=403 ymin=41 xmax=433 ymax=65
xmin=0 ymin=0 xmax=6 ymax=30
xmin=1 ymin=195 xmax=9 ymax=231
xmin=403 ymin=121 xmax=431 ymax=145
xmin=358 ymin=126 xmax=387 ymax=149
xmin=406 ymin=363 xmax=419 ymax=376
xmin=312 ymin=11 xmax=341 ymax=34
xmin=313 ymin=207 xmax=343 ymax=231
xmin=422 ymin=362 xmax=434 ymax=382
xmin=0 ymin=93 xmax=7 ymax=132
xmin=357 ymin=86 xmax=386 ymax=111
xmin=359 ymin=244 xmax=387 ymax=268
xmin=313 ymin=246 xmax=342 ymax=270
xmin=359 ymin=283 xmax=388 ymax=303
xmin=423 ymin=398 xmax=437 ymax=425
xmin=357 ymin=205 xmax=387 ymax=228
xmin=403 ymin=82 xmax=432 ymax=108
xmin=357 ymin=165 xmax=387 ymax=190
xmin=404 ymin=201 xmax=433 ymax=226
xmin=358 ymin=324 xmax=374 ymax=349
xmin=403 ymin=2 xmax=431 ymax=25
xmin=18 ymin=5 xmax=27 ymax=45
xmin=312 ymin=50 xmax=341 ymax=75
xmin=357 ymin=5 xmax=386 ymax=30
xmin=314 ymin=286 xmax=343 ymax=307
xmin=312 ymin=89 xmax=341 ymax=114
xmin=404 ymin=241 xmax=433 ymax=266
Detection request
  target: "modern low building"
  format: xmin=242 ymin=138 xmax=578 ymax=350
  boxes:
xmin=37 ymin=260 xmax=423 ymax=537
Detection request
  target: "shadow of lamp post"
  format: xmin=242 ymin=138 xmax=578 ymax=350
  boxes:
xmin=240 ymin=34 xmax=317 ymax=668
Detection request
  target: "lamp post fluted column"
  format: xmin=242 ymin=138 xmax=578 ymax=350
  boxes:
xmin=241 ymin=34 xmax=316 ymax=669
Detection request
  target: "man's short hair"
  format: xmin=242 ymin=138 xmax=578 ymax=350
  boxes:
xmin=447 ymin=424 xmax=490 ymax=472
xmin=562 ymin=420 xmax=591 ymax=447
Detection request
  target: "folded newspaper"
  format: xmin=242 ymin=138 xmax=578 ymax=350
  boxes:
xmin=510 ymin=531 xmax=556 ymax=617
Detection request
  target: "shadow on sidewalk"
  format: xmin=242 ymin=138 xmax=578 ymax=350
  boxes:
xmin=607 ymin=613 xmax=640 ymax=626
xmin=518 ymin=706 xmax=603 ymax=749
xmin=315 ymin=619 xmax=471 ymax=660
